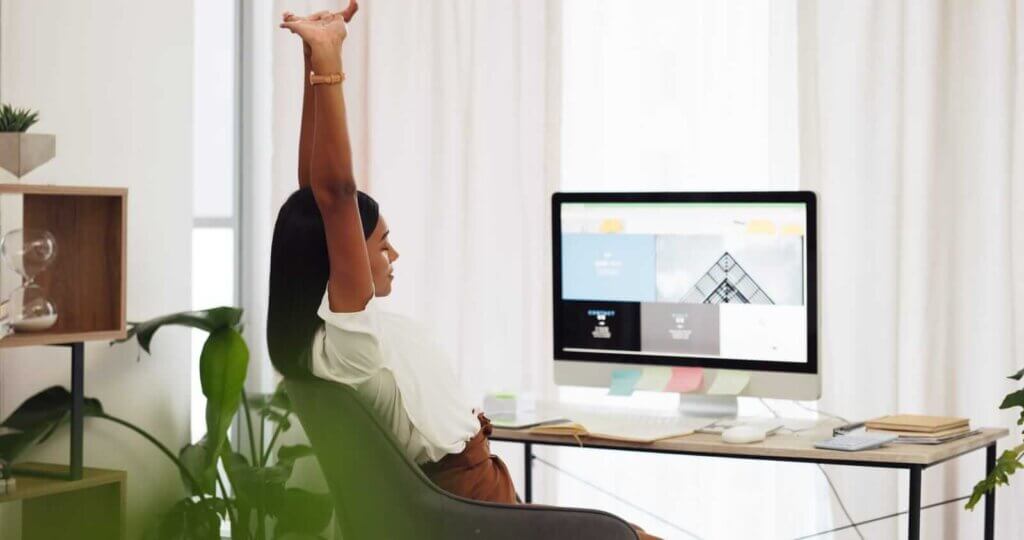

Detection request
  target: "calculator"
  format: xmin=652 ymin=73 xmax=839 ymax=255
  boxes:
xmin=814 ymin=433 xmax=899 ymax=452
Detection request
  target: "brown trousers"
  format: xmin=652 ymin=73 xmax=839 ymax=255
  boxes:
xmin=423 ymin=414 xmax=660 ymax=540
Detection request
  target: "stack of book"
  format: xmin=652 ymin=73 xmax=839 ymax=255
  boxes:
xmin=865 ymin=415 xmax=976 ymax=445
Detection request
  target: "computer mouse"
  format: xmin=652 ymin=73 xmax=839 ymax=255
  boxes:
xmin=721 ymin=425 xmax=767 ymax=444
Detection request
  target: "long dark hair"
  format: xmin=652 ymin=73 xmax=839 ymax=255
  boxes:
xmin=267 ymin=187 xmax=379 ymax=378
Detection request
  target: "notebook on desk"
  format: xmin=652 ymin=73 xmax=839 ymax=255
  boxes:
xmin=865 ymin=415 xmax=969 ymax=433
xmin=489 ymin=414 xmax=571 ymax=430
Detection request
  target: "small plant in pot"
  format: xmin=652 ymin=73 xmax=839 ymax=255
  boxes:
xmin=0 ymin=103 xmax=56 ymax=178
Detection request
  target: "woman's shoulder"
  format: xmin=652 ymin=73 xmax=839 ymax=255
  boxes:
xmin=317 ymin=290 xmax=382 ymax=334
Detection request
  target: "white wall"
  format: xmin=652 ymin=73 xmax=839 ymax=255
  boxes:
xmin=0 ymin=1 xmax=194 ymax=538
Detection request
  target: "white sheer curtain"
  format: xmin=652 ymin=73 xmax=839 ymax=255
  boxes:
xmin=248 ymin=1 xmax=1024 ymax=538
xmin=799 ymin=1 xmax=1024 ymax=538
xmin=247 ymin=0 xmax=559 ymax=504
xmin=554 ymin=2 xmax=831 ymax=539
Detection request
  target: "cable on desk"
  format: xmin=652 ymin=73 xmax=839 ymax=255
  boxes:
xmin=759 ymin=399 xmax=864 ymax=540
xmin=792 ymin=401 xmax=849 ymax=424
xmin=791 ymin=495 xmax=970 ymax=539
xmin=531 ymin=454 xmax=705 ymax=540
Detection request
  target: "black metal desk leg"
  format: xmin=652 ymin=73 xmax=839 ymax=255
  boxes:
xmin=70 ymin=342 xmax=85 ymax=481
xmin=985 ymin=443 xmax=996 ymax=540
xmin=524 ymin=442 xmax=533 ymax=503
xmin=908 ymin=466 xmax=922 ymax=540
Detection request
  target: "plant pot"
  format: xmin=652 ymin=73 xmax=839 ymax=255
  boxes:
xmin=0 ymin=133 xmax=56 ymax=178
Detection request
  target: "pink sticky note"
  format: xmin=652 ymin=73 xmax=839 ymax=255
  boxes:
xmin=665 ymin=367 xmax=703 ymax=393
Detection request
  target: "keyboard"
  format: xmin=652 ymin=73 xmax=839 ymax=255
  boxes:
xmin=814 ymin=433 xmax=898 ymax=452
xmin=559 ymin=406 xmax=717 ymax=443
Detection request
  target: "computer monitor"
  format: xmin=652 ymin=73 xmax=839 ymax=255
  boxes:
xmin=552 ymin=192 xmax=819 ymax=414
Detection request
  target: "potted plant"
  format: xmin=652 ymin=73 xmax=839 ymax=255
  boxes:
xmin=967 ymin=367 xmax=1024 ymax=509
xmin=0 ymin=307 xmax=333 ymax=539
xmin=0 ymin=103 xmax=55 ymax=178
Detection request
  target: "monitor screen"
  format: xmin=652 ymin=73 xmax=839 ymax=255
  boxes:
xmin=553 ymin=192 xmax=817 ymax=374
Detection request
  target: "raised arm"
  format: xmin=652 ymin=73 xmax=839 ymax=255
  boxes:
xmin=281 ymin=1 xmax=371 ymax=312
xmin=284 ymin=10 xmax=329 ymax=189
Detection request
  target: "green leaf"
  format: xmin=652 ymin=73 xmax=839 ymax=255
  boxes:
xmin=276 ymin=444 xmax=314 ymax=469
xmin=1 ymin=386 xmax=103 ymax=430
xmin=222 ymin=450 xmax=288 ymax=511
xmin=966 ymin=444 xmax=1024 ymax=510
xmin=0 ymin=387 xmax=104 ymax=462
xmin=201 ymin=327 xmax=249 ymax=474
xmin=178 ymin=441 xmax=216 ymax=496
xmin=154 ymin=497 xmax=227 ymax=540
xmin=272 ymin=488 xmax=333 ymax=537
xmin=112 ymin=307 xmax=243 ymax=354
xmin=262 ymin=409 xmax=292 ymax=432
xmin=1009 ymin=367 xmax=1024 ymax=381
xmin=999 ymin=389 xmax=1024 ymax=411
xmin=248 ymin=382 xmax=292 ymax=414
xmin=220 ymin=451 xmax=254 ymax=506
xmin=274 ymin=533 xmax=324 ymax=540
xmin=0 ymin=103 xmax=40 ymax=133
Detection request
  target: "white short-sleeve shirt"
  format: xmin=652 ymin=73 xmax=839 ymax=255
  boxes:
xmin=310 ymin=291 xmax=480 ymax=464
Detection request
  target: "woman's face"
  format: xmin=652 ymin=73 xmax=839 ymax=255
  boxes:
xmin=366 ymin=216 xmax=399 ymax=296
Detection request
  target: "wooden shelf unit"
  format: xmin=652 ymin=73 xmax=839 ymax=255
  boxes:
xmin=2 ymin=462 xmax=126 ymax=540
xmin=0 ymin=184 xmax=127 ymax=348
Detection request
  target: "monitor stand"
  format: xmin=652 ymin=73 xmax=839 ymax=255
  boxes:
xmin=678 ymin=394 xmax=738 ymax=418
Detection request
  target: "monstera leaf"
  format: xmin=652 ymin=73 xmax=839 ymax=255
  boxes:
xmin=0 ymin=386 xmax=104 ymax=462
xmin=113 ymin=307 xmax=243 ymax=354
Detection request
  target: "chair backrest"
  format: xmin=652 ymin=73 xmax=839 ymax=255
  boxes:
xmin=286 ymin=376 xmax=641 ymax=540
xmin=285 ymin=377 xmax=445 ymax=539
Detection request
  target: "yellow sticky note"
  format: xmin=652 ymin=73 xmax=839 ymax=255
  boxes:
xmin=746 ymin=220 xmax=776 ymax=234
xmin=599 ymin=219 xmax=624 ymax=233
xmin=782 ymin=224 xmax=805 ymax=236
xmin=635 ymin=367 xmax=673 ymax=391
xmin=706 ymin=371 xmax=751 ymax=395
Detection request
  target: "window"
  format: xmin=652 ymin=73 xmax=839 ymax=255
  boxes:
xmin=192 ymin=0 xmax=240 ymax=443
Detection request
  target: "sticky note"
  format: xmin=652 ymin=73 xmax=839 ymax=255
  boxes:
xmin=599 ymin=219 xmax=624 ymax=233
xmin=746 ymin=219 xmax=777 ymax=234
xmin=608 ymin=369 xmax=642 ymax=396
xmin=665 ymin=367 xmax=703 ymax=393
xmin=706 ymin=371 xmax=751 ymax=395
xmin=782 ymin=224 xmax=805 ymax=236
xmin=635 ymin=367 xmax=673 ymax=391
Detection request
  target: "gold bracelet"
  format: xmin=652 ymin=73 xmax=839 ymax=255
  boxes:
xmin=310 ymin=71 xmax=345 ymax=85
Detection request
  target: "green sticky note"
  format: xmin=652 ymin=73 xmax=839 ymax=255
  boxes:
xmin=608 ymin=369 xmax=642 ymax=396
xmin=707 ymin=371 xmax=751 ymax=395
xmin=635 ymin=366 xmax=673 ymax=391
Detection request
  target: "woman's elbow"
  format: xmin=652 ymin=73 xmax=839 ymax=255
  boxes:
xmin=313 ymin=176 xmax=358 ymax=203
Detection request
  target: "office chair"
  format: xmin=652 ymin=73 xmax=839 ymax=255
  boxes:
xmin=285 ymin=377 xmax=639 ymax=539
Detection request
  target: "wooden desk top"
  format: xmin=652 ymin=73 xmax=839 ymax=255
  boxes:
xmin=492 ymin=423 xmax=1009 ymax=467
xmin=0 ymin=462 xmax=126 ymax=503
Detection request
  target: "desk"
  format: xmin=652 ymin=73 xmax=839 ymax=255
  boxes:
xmin=0 ymin=462 xmax=126 ymax=540
xmin=492 ymin=423 xmax=1008 ymax=540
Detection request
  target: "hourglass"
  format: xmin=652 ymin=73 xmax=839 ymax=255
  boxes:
xmin=0 ymin=228 xmax=58 ymax=333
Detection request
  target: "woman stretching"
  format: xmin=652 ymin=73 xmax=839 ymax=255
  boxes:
xmin=268 ymin=4 xmax=657 ymax=538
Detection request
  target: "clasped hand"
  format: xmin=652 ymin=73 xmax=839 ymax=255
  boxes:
xmin=280 ymin=0 xmax=359 ymax=56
